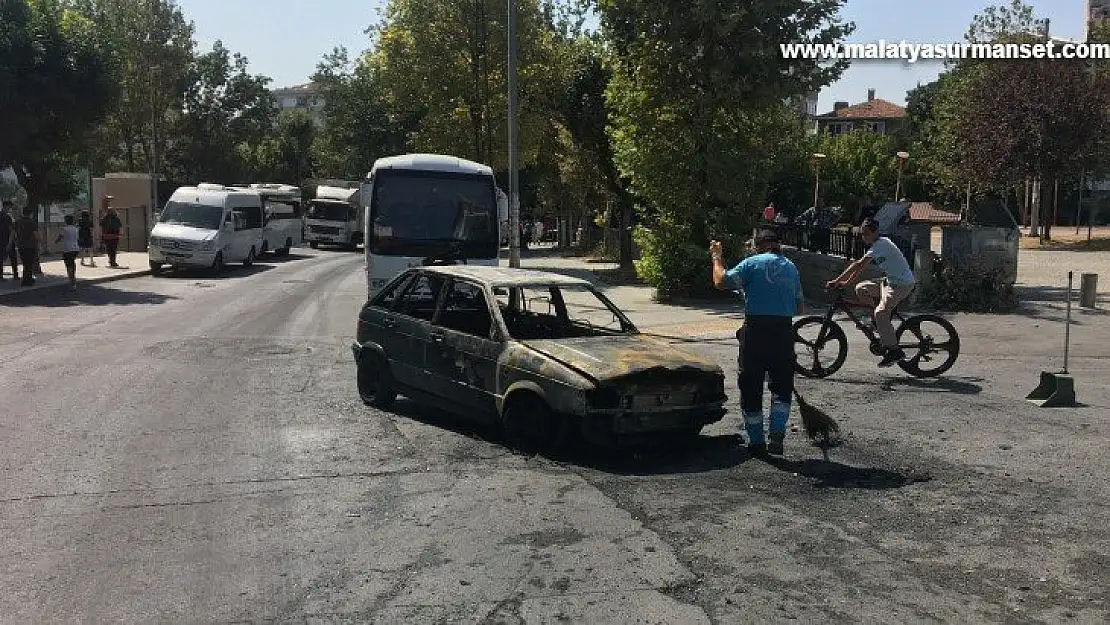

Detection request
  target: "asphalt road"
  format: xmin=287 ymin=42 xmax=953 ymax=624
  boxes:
xmin=1 ymin=248 xmax=1107 ymax=623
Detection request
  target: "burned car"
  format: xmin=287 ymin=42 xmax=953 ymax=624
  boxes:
xmin=351 ymin=265 xmax=727 ymax=451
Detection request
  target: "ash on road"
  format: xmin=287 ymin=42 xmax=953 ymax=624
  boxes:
xmin=0 ymin=248 xmax=1106 ymax=624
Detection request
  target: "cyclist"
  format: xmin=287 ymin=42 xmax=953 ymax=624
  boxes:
xmin=711 ymin=229 xmax=804 ymax=456
xmin=826 ymin=217 xmax=916 ymax=367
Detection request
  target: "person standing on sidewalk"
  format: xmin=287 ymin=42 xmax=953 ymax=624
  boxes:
xmin=0 ymin=201 xmax=15 ymax=281
xmin=11 ymin=207 xmax=40 ymax=287
xmin=710 ymin=229 xmax=804 ymax=456
xmin=826 ymin=217 xmax=916 ymax=367
xmin=78 ymin=209 xmax=96 ymax=267
xmin=99 ymin=198 xmax=122 ymax=267
xmin=55 ymin=214 xmax=80 ymax=289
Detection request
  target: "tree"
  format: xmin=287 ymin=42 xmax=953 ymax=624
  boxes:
xmin=0 ymin=0 xmax=119 ymax=218
xmin=372 ymin=0 xmax=563 ymax=170
xmin=311 ymin=47 xmax=413 ymax=180
xmin=74 ymin=0 xmax=195 ymax=174
xmin=164 ymin=41 xmax=275 ymax=183
xmin=595 ymin=0 xmax=853 ymax=296
xmin=240 ymin=109 xmax=318 ymax=183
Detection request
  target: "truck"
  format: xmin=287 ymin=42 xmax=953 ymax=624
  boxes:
xmin=305 ymin=183 xmax=362 ymax=250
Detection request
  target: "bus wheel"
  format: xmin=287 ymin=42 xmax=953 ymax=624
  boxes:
xmin=148 ymin=261 xmax=163 ymax=275
xmin=310 ymin=241 xmax=319 ymax=249
xmin=275 ymin=238 xmax=292 ymax=256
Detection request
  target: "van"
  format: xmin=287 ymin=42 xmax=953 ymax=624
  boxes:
xmin=148 ymin=183 xmax=264 ymax=274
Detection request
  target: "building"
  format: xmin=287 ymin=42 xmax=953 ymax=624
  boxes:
xmin=271 ymin=82 xmax=325 ymax=126
xmin=787 ymin=92 xmax=821 ymax=134
xmin=815 ymin=89 xmax=907 ymax=136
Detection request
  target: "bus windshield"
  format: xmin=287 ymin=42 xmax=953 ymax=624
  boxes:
xmin=369 ymin=170 xmax=497 ymax=257
xmin=158 ymin=201 xmax=224 ymax=230
xmin=308 ymin=201 xmax=353 ymax=221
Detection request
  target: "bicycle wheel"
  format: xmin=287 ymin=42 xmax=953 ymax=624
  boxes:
xmin=793 ymin=316 xmax=848 ymax=378
xmin=895 ymin=314 xmax=960 ymax=378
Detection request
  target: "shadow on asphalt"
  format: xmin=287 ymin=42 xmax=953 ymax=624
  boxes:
xmin=151 ymin=263 xmax=275 ymax=280
xmin=259 ymin=251 xmax=317 ymax=263
xmin=760 ymin=455 xmax=931 ymax=489
xmin=825 ymin=374 xmax=985 ymax=395
xmin=0 ymin=284 xmax=178 ymax=307
xmin=385 ymin=398 xmax=919 ymax=488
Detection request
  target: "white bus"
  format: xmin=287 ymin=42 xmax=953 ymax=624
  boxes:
xmin=362 ymin=153 xmax=503 ymax=297
xmin=247 ymin=183 xmax=304 ymax=256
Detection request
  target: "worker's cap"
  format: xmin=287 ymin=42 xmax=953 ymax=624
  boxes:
xmin=754 ymin=229 xmax=780 ymax=245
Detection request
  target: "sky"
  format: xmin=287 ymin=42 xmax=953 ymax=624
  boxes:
xmin=177 ymin=0 xmax=1089 ymax=112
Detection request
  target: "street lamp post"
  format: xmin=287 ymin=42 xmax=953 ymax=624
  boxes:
xmin=507 ymin=0 xmax=520 ymax=268
xmin=895 ymin=151 xmax=909 ymax=201
xmin=812 ymin=153 xmax=826 ymax=208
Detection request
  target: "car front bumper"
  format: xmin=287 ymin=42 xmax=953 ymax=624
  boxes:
xmin=148 ymin=248 xmax=219 ymax=267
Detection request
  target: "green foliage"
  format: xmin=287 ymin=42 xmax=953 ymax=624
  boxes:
xmin=599 ymin=0 xmax=852 ymax=297
xmin=239 ymin=109 xmax=317 ymax=184
xmin=0 ymin=0 xmax=119 ymax=210
xmin=74 ymin=0 xmax=195 ymax=173
xmin=815 ymin=129 xmax=901 ymax=210
xmin=633 ymin=225 xmax=715 ymax=301
xmin=165 ymin=40 xmax=275 ymax=183
xmin=921 ymin=258 xmax=1017 ymax=313
xmin=312 ymin=47 xmax=411 ymax=179
xmin=372 ymin=0 xmax=562 ymax=170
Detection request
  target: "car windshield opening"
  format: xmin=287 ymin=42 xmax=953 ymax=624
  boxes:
xmin=494 ymin=285 xmax=630 ymax=340
xmin=308 ymin=201 xmax=351 ymax=221
xmin=158 ymin=201 xmax=224 ymax=230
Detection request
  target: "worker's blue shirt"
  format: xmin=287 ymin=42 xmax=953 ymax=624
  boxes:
xmin=724 ymin=252 xmax=803 ymax=317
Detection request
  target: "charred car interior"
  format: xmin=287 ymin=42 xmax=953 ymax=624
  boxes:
xmin=352 ymin=266 xmax=728 ymax=452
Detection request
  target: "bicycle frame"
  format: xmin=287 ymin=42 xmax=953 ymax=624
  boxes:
xmin=818 ymin=290 xmax=908 ymax=345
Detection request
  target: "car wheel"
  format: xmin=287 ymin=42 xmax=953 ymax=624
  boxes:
xmin=276 ymin=238 xmax=292 ymax=256
xmin=148 ymin=261 xmax=163 ymax=275
xmin=243 ymin=246 xmax=256 ymax=267
xmin=357 ymin=352 xmax=396 ymax=409
xmin=501 ymin=392 xmax=565 ymax=455
xmin=211 ymin=252 xmax=225 ymax=274
xmin=310 ymin=241 xmax=319 ymax=249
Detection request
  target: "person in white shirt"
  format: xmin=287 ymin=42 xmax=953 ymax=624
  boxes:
xmin=55 ymin=214 xmax=81 ymax=289
xmin=826 ymin=217 xmax=916 ymax=367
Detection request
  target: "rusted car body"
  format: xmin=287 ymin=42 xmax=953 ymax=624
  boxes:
xmin=351 ymin=265 xmax=727 ymax=448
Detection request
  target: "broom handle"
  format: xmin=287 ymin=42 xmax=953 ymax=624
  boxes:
xmin=1064 ymin=271 xmax=1072 ymax=374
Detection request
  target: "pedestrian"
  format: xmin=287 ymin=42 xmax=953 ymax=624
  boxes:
xmin=762 ymin=202 xmax=776 ymax=223
xmin=55 ymin=214 xmax=80 ymax=289
xmin=0 ymin=200 xmax=15 ymax=281
xmin=78 ymin=209 xmax=96 ymax=266
xmin=826 ymin=217 xmax=917 ymax=367
xmin=99 ymin=197 xmax=123 ymax=267
xmin=710 ymin=229 xmax=804 ymax=455
xmin=11 ymin=206 xmax=40 ymax=287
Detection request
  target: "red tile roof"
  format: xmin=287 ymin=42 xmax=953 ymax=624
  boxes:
xmin=908 ymin=202 xmax=961 ymax=223
xmin=818 ymin=98 xmax=907 ymax=120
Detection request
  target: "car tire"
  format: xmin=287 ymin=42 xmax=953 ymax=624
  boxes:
xmin=149 ymin=261 xmax=163 ymax=275
xmin=357 ymin=352 xmax=396 ymax=409
xmin=501 ymin=392 xmax=565 ymax=455
xmin=243 ymin=246 xmax=256 ymax=267
xmin=211 ymin=251 xmax=225 ymax=274
xmin=275 ymin=238 xmax=292 ymax=256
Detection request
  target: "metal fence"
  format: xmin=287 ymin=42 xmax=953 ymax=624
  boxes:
xmin=770 ymin=223 xmax=918 ymax=270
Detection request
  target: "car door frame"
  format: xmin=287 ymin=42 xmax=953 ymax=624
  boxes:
xmin=386 ymin=270 xmax=447 ymax=390
xmin=426 ymin=277 xmax=503 ymax=421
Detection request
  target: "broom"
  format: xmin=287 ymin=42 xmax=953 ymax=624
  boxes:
xmin=793 ymin=388 xmax=840 ymax=448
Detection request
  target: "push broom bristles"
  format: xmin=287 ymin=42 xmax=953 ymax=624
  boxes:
xmin=793 ymin=388 xmax=840 ymax=445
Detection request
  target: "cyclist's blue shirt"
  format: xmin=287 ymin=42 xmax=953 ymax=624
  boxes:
xmin=724 ymin=252 xmax=803 ymax=317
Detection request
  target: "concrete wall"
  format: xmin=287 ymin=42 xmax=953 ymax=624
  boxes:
xmin=782 ymin=247 xmax=881 ymax=305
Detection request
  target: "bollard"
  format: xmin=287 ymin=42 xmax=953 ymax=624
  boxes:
xmin=1080 ymin=273 xmax=1098 ymax=308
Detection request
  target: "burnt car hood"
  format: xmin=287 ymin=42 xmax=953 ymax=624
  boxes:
xmin=519 ymin=335 xmax=721 ymax=384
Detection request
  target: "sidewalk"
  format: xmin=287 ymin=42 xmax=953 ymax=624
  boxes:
xmin=0 ymin=251 xmax=151 ymax=297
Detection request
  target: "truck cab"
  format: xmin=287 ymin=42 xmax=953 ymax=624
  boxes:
xmin=305 ymin=184 xmax=361 ymax=250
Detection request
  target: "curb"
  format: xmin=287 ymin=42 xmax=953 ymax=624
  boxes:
xmin=0 ymin=269 xmax=151 ymax=298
